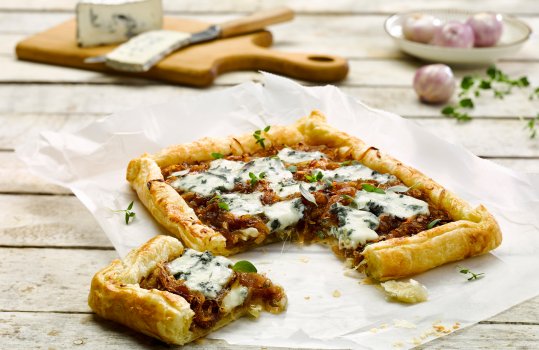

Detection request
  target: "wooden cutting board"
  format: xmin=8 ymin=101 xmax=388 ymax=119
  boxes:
xmin=15 ymin=17 xmax=349 ymax=87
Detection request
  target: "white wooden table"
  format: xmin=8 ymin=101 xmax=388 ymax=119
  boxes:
xmin=1 ymin=1 xmax=538 ymax=348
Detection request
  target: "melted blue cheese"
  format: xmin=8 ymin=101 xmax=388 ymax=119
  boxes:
xmin=270 ymin=180 xmax=323 ymax=198
xmin=220 ymin=192 xmax=264 ymax=216
xmin=170 ymin=159 xmax=244 ymax=197
xmin=264 ymin=198 xmax=305 ymax=232
xmin=221 ymin=285 xmax=249 ymax=312
xmin=166 ymin=249 xmax=234 ymax=299
xmin=317 ymin=164 xmax=396 ymax=184
xmin=354 ymin=190 xmax=429 ymax=219
xmin=329 ymin=203 xmax=379 ymax=249
xmin=237 ymin=157 xmax=293 ymax=185
xmin=277 ymin=148 xmax=326 ymax=164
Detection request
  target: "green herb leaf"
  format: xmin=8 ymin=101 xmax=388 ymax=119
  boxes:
xmin=218 ymin=201 xmax=230 ymax=211
xmin=316 ymin=231 xmax=326 ymax=239
xmin=361 ymin=183 xmax=385 ymax=194
xmin=299 ymin=183 xmax=317 ymax=206
xmin=305 ymin=171 xmax=323 ymax=183
xmin=457 ymin=266 xmax=485 ymax=281
xmin=263 ymin=125 xmax=271 ymax=132
xmin=460 ymin=76 xmax=475 ymax=90
xmin=427 ymin=218 xmax=442 ymax=229
xmin=441 ymin=106 xmax=455 ymax=115
xmin=232 ymin=260 xmax=257 ymax=273
xmin=486 ymin=65 xmax=498 ymax=79
xmin=479 ymin=80 xmax=491 ymax=89
xmin=113 ymin=201 xmax=136 ymax=225
xmin=459 ymin=98 xmax=474 ymax=108
xmin=211 ymin=152 xmax=224 ymax=159
xmin=287 ymin=165 xmax=297 ymax=173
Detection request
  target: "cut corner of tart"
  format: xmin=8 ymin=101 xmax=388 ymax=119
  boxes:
xmin=126 ymin=109 xmax=502 ymax=282
xmin=88 ymin=235 xmax=286 ymax=345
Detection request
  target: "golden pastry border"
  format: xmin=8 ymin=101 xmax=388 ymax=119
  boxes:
xmin=126 ymin=110 xmax=502 ymax=281
xmin=88 ymin=235 xmax=284 ymax=345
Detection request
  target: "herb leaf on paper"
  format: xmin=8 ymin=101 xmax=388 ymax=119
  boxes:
xmin=112 ymin=201 xmax=136 ymax=225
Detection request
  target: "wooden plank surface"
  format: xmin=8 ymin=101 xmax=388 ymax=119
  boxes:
xmin=1 ymin=0 xmax=539 ymax=348
xmin=2 ymin=0 xmax=539 ymax=15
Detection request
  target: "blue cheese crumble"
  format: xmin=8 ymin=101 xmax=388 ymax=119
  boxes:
xmin=329 ymin=203 xmax=380 ymax=249
xmin=354 ymin=190 xmax=429 ymax=219
xmin=277 ymin=147 xmax=326 ymax=164
xmin=166 ymin=249 xmax=234 ymax=299
xmin=317 ymin=164 xmax=396 ymax=184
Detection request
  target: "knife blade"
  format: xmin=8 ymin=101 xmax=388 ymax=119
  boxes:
xmin=84 ymin=7 xmax=294 ymax=72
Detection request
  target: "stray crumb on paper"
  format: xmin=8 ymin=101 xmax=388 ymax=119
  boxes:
xmin=304 ymin=296 xmax=310 ymax=300
xmin=299 ymin=256 xmax=309 ymax=263
xmin=332 ymin=290 xmax=341 ymax=298
xmin=393 ymin=341 xmax=404 ymax=348
xmin=393 ymin=319 xmax=417 ymax=329
xmin=360 ymin=277 xmax=376 ymax=285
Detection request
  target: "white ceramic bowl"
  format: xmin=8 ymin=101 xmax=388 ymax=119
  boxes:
xmin=385 ymin=10 xmax=532 ymax=65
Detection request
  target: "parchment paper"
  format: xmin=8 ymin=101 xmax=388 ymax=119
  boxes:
xmin=17 ymin=73 xmax=539 ymax=349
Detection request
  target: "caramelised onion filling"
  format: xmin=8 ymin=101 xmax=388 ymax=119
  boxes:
xmin=140 ymin=249 xmax=285 ymax=330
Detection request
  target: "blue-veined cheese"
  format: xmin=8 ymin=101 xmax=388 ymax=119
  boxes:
xmin=166 ymin=249 xmax=233 ymax=299
xmin=354 ymin=190 xmax=429 ymax=219
xmin=76 ymin=0 xmax=163 ymax=47
xmin=270 ymin=180 xmax=324 ymax=198
xmin=264 ymin=198 xmax=305 ymax=232
xmin=329 ymin=203 xmax=379 ymax=249
xmin=105 ymin=30 xmax=190 ymax=72
xmin=317 ymin=164 xmax=396 ymax=184
xmin=277 ymin=148 xmax=326 ymax=164
xmin=170 ymin=172 xmax=232 ymax=197
xmin=237 ymin=157 xmax=293 ymax=185
xmin=220 ymin=193 xmax=264 ymax=216
xmin=221 ymin=285 xmax=249 ymax=312
xmin=169 ymin=159 xmax=245 ymax=197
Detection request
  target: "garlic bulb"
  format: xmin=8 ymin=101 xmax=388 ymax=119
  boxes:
xmin=431 ymin=21 xmax=474 ymax=48
xmin=402 ymin=13 xmax=441 ymax=43
xmin=413 ymin=64 xmax=456 ymax=104
xmin=467 ymin=12 xmax=503 ymax=47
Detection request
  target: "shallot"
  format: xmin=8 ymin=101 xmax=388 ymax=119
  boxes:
xmin=402 ymin=13 xmax=441 ymax=43
xmin=413 ymin=64 xmax=455 ymax=104
xmin=431 ymin=21 xmax=474 ymax=48
xmin=466 ymin=12 xmax=503 ymax=47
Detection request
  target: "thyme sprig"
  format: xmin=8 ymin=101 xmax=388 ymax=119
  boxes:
xmin=524 ymin=114 xmax=539 ymax=139
xmin=210 ymin=194 xmax=230 ymax=211
xmin=253 ymin=125 xmax=271 ymax=149
xmin=361 ymin=183 xmax=385 ymax=194
xmin=305 ymin=171 xmax=323 ymax=182
xmin=248 ymin=172 xmax=266 ymax=187
xmin=232 ymin=260 xmax=257 ymax=273
xmin=211 ymin=152 xmax=224 ymax=159
xmin=442 ymin=65 xmax=532 ymax=122
xmin=457 ymin=266 xmax=485 ymax=281
xmin=113 ymin=201 xmax=136 ymax=225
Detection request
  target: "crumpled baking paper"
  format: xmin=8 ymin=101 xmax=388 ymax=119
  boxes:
xmin=17 ymin=73 xmax=539 ymax=349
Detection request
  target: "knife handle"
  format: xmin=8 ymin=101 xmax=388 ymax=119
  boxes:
xmin=219 ymin=7 xmax=295 ymax=38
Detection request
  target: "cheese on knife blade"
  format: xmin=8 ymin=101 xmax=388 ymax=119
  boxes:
xmin=76 ymin=0 xmax=163 ymax=47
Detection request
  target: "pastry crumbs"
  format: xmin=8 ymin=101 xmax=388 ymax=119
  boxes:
xmin=332 ymin=290 xmax=341 ymax=298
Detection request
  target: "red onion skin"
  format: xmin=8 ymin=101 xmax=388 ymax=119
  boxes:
xmin=413 ymin=64 xmax=456 ymax=104
xmin=402 ymin=13 xmax=441 ymax=43
xmin=466 ymin=12 xmax=503 ymax=47
xmin=431 ymin=21 xmax=475 ymax=48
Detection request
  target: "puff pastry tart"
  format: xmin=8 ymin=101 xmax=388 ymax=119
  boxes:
xmin=126 ymin=110 xmax=502 ymax=281
xmin=88 ymin=235 xmax=286 ymax=345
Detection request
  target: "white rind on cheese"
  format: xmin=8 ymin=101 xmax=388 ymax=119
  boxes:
xmin=76 ymin=0 xmax=163 ymax=47
xmin=166 ymin=249 xmax=233 ymax=299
